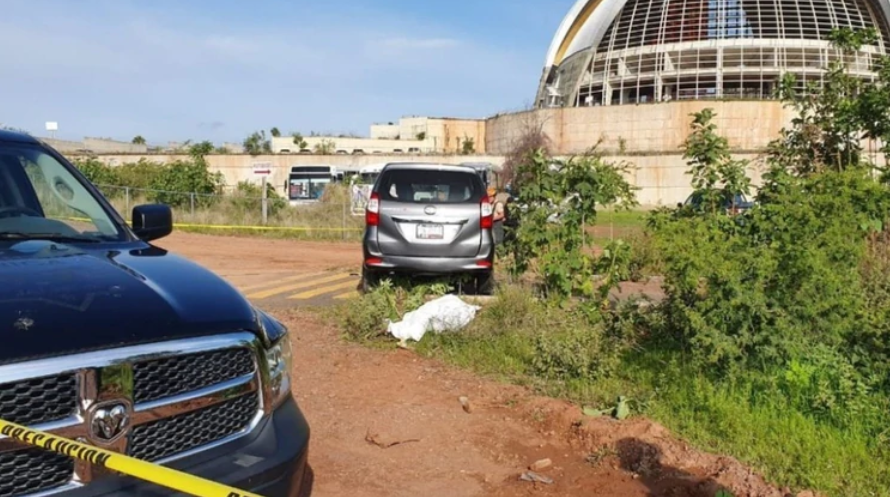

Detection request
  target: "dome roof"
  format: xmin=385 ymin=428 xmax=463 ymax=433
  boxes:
xmin=537 ymin=0 xmax=890 ymax=107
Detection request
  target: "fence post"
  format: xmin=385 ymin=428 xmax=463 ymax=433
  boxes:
xmin=190 ymin=193 xmax=195 ymax=215
xmin=342 ymin=202 xmax=347 ymax=241
xmin=261 ymin=176 xmax=268 ymax=225
xmin=125 ymin=187 xmax=130 ymax=219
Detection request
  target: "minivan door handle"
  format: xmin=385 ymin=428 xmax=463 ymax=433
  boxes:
xmin=391 ymin=217 xmax=468 ymax=226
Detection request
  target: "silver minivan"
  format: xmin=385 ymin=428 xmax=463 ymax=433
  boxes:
xmin=362 ymin=163 xmax=495 ymax=293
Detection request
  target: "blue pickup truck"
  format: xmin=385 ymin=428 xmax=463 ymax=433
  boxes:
xmin=0 ymin=130 xmax=310 ymax=497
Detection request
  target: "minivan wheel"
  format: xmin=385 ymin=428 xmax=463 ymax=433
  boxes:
xmin=361 ymin=268 xmax=379 ymax=293
xmin=474 ymin=271 xmax=495 ymax=295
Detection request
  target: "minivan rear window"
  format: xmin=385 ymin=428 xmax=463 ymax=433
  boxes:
xmin=377 ymin=169 xmax=482 ymax=204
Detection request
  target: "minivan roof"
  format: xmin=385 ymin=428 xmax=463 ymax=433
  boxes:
xmin=381 ymin=162 xmax=477 ymax=173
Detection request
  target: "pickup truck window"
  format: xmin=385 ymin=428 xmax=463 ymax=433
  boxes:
xmin=0 ymin=143 xmax=124 ymax=242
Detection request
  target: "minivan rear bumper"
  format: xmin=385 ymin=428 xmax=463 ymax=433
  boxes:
xmin=363 ymin=226 xmax=494 ymax=276
xmin=364 ymin=254 xmax=492 ymax=275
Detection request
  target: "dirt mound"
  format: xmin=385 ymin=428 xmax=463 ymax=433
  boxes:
xmin=512 ymin=397 xmax=819 ymax=497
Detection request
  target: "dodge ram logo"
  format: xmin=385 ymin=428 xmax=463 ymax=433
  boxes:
xmin=89 ymin=402 xmax=130 ymax=443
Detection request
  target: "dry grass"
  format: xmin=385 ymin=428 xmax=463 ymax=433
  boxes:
xmin=106 ymin=184 xmax=364 ymax=242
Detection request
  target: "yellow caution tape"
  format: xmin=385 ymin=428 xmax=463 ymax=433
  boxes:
xmin=0 ymin=419 xmax=264 ymax=497
xmin=172 ymin=222 xmax=362 ymax=232
xmin=63 ymin=216 xmax=362 ymax=232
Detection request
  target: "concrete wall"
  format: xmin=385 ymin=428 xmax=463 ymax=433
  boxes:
xmin=41 ymin=138 xmax=87 ymax=153
xmin=80 ymin=153 xmax=506 ymax=197
xmin=83 ymin=138 xmax=148 ymax=154
xmin=40 ymin=137 xmax=148 ymax=153
xmin=70 ymin=151 xmax=769 ymax=207
xmin=428 ymin=119 xmax=487 ymax=154
xmin=399 ymin=117 xmax=429 ymax=142
xmin=485 ymin=100 xmax=795 ymax=155
xmin=619 ymin=152 xmax=767 ymax=206
xmin=370 ymin=124 xmax=400 ymax=139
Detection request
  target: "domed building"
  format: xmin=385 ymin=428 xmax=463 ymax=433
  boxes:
xmin=535 ymin=0 xmax=890 ymax=108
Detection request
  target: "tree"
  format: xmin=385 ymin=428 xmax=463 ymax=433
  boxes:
xmin=132 ymin=135 xmax=146 ymax=145
xmin=681 ymin=108 xmax=751 ymax=215
xmin=292 ymin=133 xmax=308 ymax=150
xmin=243 ymin=131 xmax=272 ymax=156
xmin=188 ymin=141 xmax=215 ymax=165
xmin=506 ymin=147 xmax=637 ymax=300
xmin=270 ymin=127 xmax=281 ymax=138
xmin=501 ymin=111 xmax=552 ymax=191
xmin=416 ymin=131 xmax=426 ymax=141
xmin=769 ymin=27 xmax=883 ymax=175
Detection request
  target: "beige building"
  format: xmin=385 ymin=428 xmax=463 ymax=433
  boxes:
xmin=271 ymin=135 xmax=428 ymax=155
xmin=271 ymin=116 xmax=487 ymax=155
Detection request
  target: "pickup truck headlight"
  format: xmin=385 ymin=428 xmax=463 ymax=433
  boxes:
xmin=254 ymin=307 xmax=293 ymax=412
xmin=263 ymin=333 xmax=293 ymax=410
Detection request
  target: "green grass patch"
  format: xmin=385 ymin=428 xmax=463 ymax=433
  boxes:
xmin=594 ymin=209 xmax=649 ymax=230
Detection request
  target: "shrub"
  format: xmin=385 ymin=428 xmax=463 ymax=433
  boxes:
xmin=339 ymin=278 xmax=452 ymax=342
xmin=73 ymin=158 xmax=117 ymax=187
xmin=505 ymin=148 xmax=638 ymax=301
xmin=531 ymin=324 xmax=619 ymax=382
xmin=231 ymin=181 xmax=287 ymax=218
xmin=149 ymin=160 xmax=224 ymax=208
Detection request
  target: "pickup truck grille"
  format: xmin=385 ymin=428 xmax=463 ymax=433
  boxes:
xmin=0 ymin=374 xmax=76 ymax=426
xmin=0 ymin=449 xmax=73 ymax=497
xmin=134 ymin=347 xmax=255 ymax=404
xmin=130 ymin=393 xmax=259 ymax=461
xmin=0 ymin=333 xmax=265 ymax=497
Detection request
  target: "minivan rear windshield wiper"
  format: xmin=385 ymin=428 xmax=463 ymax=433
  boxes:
xmin=0 ymin=232 xmax=102 ymax=243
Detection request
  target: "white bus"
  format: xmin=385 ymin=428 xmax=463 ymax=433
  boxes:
xmin=356 ymin=164 xmax=385 ymax=185
xmin=286 ymin=166 xmax=343 ymax=205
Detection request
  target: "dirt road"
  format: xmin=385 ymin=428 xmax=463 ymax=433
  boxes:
xmin=154 ymin=232 xmax=364 ymax=305
xmin=155 ymin=232 xmax=787 ymax=497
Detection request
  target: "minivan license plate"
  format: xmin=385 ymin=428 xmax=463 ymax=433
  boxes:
xmin=417 ymin=224 xmax=444 ymax=239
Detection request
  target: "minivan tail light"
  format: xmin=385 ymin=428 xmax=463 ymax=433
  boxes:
xmin=481 ymin=197 xmax=493 ymax=229
xmin=366 ymin=192 xmax=380 ymax=226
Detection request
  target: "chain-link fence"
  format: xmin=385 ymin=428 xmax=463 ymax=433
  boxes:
xmin=95 ymin=184 xmax=365 ymax=241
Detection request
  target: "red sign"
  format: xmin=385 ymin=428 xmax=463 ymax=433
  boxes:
xmin=252 ymin=163 xmax=272 ymax=176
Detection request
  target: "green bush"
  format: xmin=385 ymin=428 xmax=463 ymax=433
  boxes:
xmin=339 ymin=278 xmax=452 ymax=342
xmin=231 ymin=181 xmax=287 ymax=218
xmin=73 ymin=158 xmax=118 ymax=187
xmin=505 ymin=148 xmax=638 ymax=301
xmin=531 ymin=324 xmax=618 ymax=382
xmin=149 ymin=160 xmax=224 ymax=208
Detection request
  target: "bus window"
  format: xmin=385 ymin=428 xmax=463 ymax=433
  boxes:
xmin=288 ymin=166 xmax=333 ymax=202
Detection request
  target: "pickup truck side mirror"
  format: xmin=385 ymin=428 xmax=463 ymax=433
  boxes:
xmin=131 ymin=204 xmax=173 ymax=242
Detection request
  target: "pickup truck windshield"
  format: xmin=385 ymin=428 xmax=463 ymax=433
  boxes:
xmin=0 ymin=143 xmax=124 ymax=242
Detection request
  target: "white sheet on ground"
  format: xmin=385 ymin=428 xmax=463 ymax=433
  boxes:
xmin=387 ymin=295 xmax=481 ymax=342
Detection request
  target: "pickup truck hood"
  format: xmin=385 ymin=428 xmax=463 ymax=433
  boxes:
xmin=0 ymin=240 xmax=258 ymax=365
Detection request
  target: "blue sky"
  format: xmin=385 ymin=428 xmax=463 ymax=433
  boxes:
xmin=0 ymin=0 xmax=567 ymax=145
